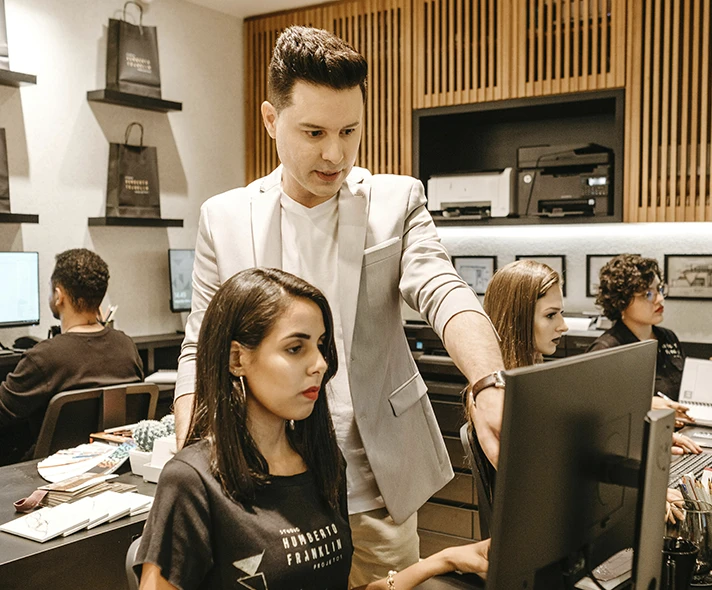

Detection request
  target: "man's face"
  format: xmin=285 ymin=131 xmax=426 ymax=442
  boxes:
xmin=261 ymin=81 xmax=364 ymax=207
xmin=48 ymin=281 xmax=60 ymax=320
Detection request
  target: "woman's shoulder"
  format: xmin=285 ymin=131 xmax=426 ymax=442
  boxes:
xmin=162 ymin=440 xmax=212 ymax=481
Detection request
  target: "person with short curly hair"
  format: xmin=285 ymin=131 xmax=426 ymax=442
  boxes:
xmin=588 ymin=254 xmax=686 ymax=398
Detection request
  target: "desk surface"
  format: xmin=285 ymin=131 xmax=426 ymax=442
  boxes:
xmin=0 ymin=460 xmax=156 ymax=590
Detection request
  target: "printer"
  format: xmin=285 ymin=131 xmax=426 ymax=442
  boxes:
xmin=517 ymin=143 xmax=613 ymax=217
xmin=426 ymin=168 xmax=514 ymax=218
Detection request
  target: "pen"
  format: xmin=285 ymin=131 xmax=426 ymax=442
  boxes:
xmin=656 ymin=391 xmax=672 ymax=402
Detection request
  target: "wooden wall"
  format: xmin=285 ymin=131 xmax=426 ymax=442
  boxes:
xmin=244 ymin=0 xmax=712 ymax=222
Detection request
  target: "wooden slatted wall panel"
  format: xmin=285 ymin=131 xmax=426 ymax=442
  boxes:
xmin=413 ymin=0 xmax=625 ymax=108
xmin=244 ymin=0 xmax=411 ymax=182
xmin=625 ymin=0 xmax=712 ymax=221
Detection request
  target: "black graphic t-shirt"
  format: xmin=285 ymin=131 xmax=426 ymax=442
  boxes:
xmin=587 ymin=322 xmax=685 ymax=400
xmin=136 ymin=441 xmax=353 ymax=589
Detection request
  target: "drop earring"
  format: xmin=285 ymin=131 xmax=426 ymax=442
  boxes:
xmin=231 ymin=374 xmax=246 ymax=404
xmin=287 ymin=420 xmax=295 ymax=431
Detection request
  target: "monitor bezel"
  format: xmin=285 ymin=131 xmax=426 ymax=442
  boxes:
xmin=0 ymin=251 xmax=41 ymax=329
xmin=167 ymin=248 xmax=195 ymax=314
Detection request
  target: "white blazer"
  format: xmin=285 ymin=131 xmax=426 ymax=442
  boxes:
xmin=176 ymin=166 xmax=485 ymax=523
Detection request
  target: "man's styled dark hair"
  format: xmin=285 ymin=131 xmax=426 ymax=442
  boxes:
xmin=51 ymin=249 xmax=109 ymax=313
xmin=268 ymin=25 xmax=368 ymax=111
xmin=187 ymin=267 xmax=342 ymax=510
xmin=595 ymin=254 xmax=663 ymax=321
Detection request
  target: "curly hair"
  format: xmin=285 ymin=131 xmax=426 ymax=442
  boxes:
xmin=483 ymin=259 xmax=562 ymax=370
xmin=268 ymin=26 xmax=367 ymax=112
xmin=51 ymin=249 xmax=109 ymax=313
xmin=595 ymin=254 xmax=662 ymax=321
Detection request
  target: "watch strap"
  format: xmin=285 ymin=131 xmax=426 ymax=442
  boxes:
xmin=469 ymin=371 xmax=505 ymax=407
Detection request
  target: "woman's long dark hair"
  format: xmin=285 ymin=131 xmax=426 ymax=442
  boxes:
xmin=186 ymin=268 xmax=341 ymax=510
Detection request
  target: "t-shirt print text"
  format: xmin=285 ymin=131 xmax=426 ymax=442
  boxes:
xmin=280 ymin=524 xmax=346 ymax=569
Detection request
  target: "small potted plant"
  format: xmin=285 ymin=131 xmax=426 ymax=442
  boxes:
xmin=129 ymin=415 xmax=174 ymax=476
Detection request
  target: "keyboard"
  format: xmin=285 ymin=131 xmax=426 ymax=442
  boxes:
xmin=669 ymin=452 xmax=712 ymax=486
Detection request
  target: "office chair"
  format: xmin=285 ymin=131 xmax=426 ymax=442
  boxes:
xmin=33 ymin=382 xmax=159 ymax=459
xmin=460 ymin=422 xmax=495 ymax=539
xmin=126 ymin=536 xmax=142 ymax=590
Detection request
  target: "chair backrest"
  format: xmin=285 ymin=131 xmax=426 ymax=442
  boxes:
xmin=460 ymin=422 xmax=495 ymax=539
xmin=33 ymin=382 xmax=159 ymax=459
xmin=126 ymin=535 xmax=142 ymax=590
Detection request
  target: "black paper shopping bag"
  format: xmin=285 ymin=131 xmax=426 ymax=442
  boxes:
xmin=0 ymin=129 xmax=9 ymax=213
xmin=0 ymin=0 xmax=9 ymax=70
xmin=106 ymin=1 xmax=161 ymax=98
xmin=106 ymin=122 xmax=161 ymax=218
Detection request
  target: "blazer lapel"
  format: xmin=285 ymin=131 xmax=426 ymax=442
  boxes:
xmin=338 ymin=173 xmax=369 ymax=368
xmin=251 ymin=166 xmax=283 ymax=269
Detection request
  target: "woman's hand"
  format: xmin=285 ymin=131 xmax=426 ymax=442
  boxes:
xmin=671 ymin=432 xmax=702 ymax=455
xmin=652 ymin=396 xmax=694 ymax=428
xmin=665 ymin=488 xmax=685 ymax=524
xmin=441 ymin=539 xmax=491 ymax=578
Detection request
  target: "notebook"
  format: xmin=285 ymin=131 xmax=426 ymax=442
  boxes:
xmin=0 ymin=504 xmax=89 ymax=543
xmin=679 ymin=358 xmax=712 ymax=426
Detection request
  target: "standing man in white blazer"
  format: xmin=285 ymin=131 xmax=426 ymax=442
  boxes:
xmin=174 ymin=25 xmax=504 ymax=585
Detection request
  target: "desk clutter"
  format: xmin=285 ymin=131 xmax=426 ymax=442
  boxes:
xmin=0 ymin=489 xmax=153 ymax=543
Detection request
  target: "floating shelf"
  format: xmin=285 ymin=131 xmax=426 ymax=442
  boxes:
xmin=0 ymin=212 xmax=39 ymax=223
xmin=88 ymin=216 xmax=183 ymax=228
xmin=0 ymin=69 xmax=37 ymax=87
xmin=87 ymin=89 xmax=182 ymax=113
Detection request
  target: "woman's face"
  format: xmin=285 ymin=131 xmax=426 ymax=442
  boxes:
xmin=622 ymin=275 xmax=666 ymax=328
xmin=533 ymin=286 xmax=568 ymax=356
xmin=233 ymin=297 xmax=328 ymax=426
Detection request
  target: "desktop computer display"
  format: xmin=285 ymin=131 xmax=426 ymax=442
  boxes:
xmin=0 ymin=251 xmax=40 ymax=328
xmin=168 ymin=249 xmax=195 ymax=313
xmin=486 ymin=340 xmax=672 ymax=589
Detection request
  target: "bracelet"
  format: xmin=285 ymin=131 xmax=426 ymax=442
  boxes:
xmin=387 ymin=569 xmax=397 ymax=590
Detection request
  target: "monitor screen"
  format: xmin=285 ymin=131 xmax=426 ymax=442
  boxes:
xmin=486 ymin=340 xmax=670 ymax=589
xmin=0 ymin=252 xmax=40 ymax=328
xmin=168 ymin=249 xmax=195 ymax=313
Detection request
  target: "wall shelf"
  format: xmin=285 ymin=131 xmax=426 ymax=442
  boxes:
xmin=88 ymin=216 xmax=183 ymax=228
xmin=414 ymin=90 xmax=625 ymax=225
xmin=87 ymin=89 xmax=182 ymax=113
xmin=0 ymin=213 xmax=39 ymax=223
xmin=0 ymin=69 xmax=37 ymax=87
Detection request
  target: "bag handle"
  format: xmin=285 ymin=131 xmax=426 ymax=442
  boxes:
xmin=122 ymin=1 xmax=144 ymax=32
xmin=124 ymin=122 xmax=144 ymax=147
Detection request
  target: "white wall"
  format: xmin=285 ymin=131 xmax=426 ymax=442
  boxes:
xmin=431 ymin=222 xmax=712 ymax=344
xmin=0 ymin=0 xmax=243 ymax=344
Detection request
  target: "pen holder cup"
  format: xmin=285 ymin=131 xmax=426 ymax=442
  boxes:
xmin=666 ymin=499 xmax=712 ymax=587
xmin=662 ymin=537 xmax=699 ymax=590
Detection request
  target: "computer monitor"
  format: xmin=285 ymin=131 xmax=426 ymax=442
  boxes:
xmin=0 ymin=252 xmax=40 ymax=328
xmin=486 ymin=340 xmax=672 ymax=589
xmin=168 ymin=249 xmax=195 ymax=313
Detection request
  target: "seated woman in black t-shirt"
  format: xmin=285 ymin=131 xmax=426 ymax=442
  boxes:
xmin=586 ymin=254 xmax=700 ymax=456
xmin=136 ymin=268 xmax=489 ymax=590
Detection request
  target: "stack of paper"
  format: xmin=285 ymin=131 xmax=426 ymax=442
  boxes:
xmin=38 ymin=472 xmax=137 ymax=507
xmin=0 ymin=491 xmax=154 ymax=543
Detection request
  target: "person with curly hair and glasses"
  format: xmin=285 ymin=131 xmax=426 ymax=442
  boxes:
xmin=587 ymin=254 xmax=701 ymax=456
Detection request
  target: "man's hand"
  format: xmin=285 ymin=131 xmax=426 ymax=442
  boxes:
xmin=173 ymin=393 xmax=195 ymax=450
xmin=442 ymin=310 xmax=505 ymax=468
xmin=466 ymin=386 xmax=504 ymax=467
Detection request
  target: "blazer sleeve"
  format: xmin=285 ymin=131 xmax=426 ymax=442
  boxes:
xmin=397 ymin=177 xmax=490 ymax=339
xmin=175 ymin=202 xmax=221 ymax=399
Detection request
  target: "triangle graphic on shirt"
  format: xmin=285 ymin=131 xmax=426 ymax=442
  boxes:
xmin=237 ymin=573 xmax=267 ymax=590
xmin=233 ymin=551 xmax=264 ymax=576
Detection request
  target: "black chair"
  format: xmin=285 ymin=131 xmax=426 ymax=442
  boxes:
xmin=460 ymin=423 xmax=495 ymax=539
xmin=33 ymin=382 xmax=159 ymax=459
xmin=126 ymin=535 xmax=142 ymax=590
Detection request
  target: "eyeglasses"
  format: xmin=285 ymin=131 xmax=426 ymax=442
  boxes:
xmin=638 ymin=283 xmax=669 ymax=302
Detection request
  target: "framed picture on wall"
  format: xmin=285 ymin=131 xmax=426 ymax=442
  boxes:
xmin=452 ymin=256 xmax=497 ymax=295
xmin=664 ymin=254 xmax=712 ymax=300
xmin=586 ymin=254 xmax=617 ymax=298
xmin=515 ymin=255 xmax=567 ymax=296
